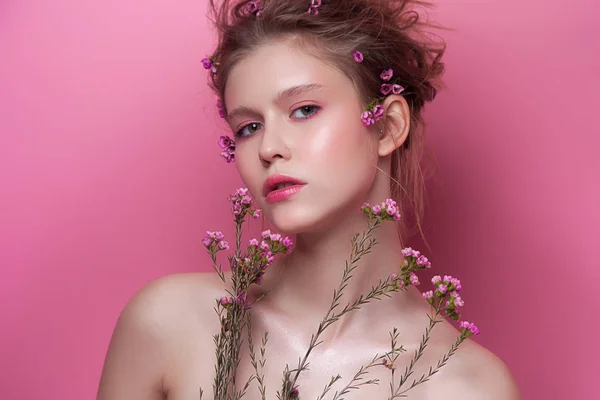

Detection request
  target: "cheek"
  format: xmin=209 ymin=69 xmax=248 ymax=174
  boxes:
xmin=307 ymin=114 xmax=377 ymax=173
xmin=235 ymin=149 xmax=262 ymax=197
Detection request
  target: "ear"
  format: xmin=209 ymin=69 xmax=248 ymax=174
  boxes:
xmin=377 ymin=94 xmax=411 ymax=157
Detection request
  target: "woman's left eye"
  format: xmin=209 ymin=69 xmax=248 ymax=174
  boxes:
xmin=291 ymin=105 xmax=321 ymax=119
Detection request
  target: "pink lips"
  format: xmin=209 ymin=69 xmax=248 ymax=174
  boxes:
xmin=263 ymin=173 xmax=306 ymax=204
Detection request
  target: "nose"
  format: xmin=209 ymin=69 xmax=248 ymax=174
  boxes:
xmin=258 ymin=120 xmax=291 ymax=165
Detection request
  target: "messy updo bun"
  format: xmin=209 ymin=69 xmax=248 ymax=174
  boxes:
xmin=206 ymin=0 xmax=447 ymax=240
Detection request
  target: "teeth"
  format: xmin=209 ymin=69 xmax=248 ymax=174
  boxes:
xmin=275 ymin=182 xmax=296 ymax=190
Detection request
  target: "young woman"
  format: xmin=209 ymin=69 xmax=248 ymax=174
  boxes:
xmin=97 ymin=0 xmax=520 ymax=398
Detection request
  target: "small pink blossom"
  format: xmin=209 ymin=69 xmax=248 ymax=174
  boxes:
xmin=410 ymin=272 xmax=420 ymax=286
xmin=259 ymin=240 xmax=270 ymax=251
xmin=248 ymin=238 xmax=259 ymax=246
xmin=261 ymin=230 xmax=271 ymax=238
xmin=392 ymin=84 xmax=405 ymax=94
xmin=422 ymin=290 xmax=434 ymax=299
xmin=371 ymin=204 xmax=381 ymax=215
xmin=380 ymin=69 xmax=394 ymax=81
xmin=220 ymin=149 xmax=235 ymax=163
xmin=246 ymin=1 xmax=259 ymax=13
xmin=432 ymin=275 xmax=442 ymax=285
xmin=201 ymin=58 xmax=212 ymax=70
xmin=307 ymin=5 xmax=319 ymax=14
xmin=460 ymin=321 xmax=480 ymax=336
xmin=372 ymin=104 xmax=384 ymax=120
xmin=218 ymin=135 xmax=233 ymax=150
xmin=216 ymin=99 xmax=226 ymax=119
xmin=218 ymin=240 xmax=229 ymax=250
xmin=282 ymin=236 xmax=293 ymax=247
xmin=381 ymin=83 xmax=393 ymax=95
xmin=417 ymin=255 xmax=431 ymax=268
xmin=361 ymin=111 xmax=375 ymax=126
xmin=438 ymin=283 xmax=448 ymax=294
xmin=352 ymin=50 xmax=364 ymax=63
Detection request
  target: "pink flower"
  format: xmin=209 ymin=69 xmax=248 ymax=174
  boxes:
xmin=410 ymin=273 xmax=420 ymax=286
xmin=391 ymin=273 xmax=398 ymax=280
xmin=219 ymin=296 xmax=232 ymax=306
xmin=259 ymin=240 xmax=270 ymax=251
xmin=422 ymin=290 xmax=434 ymax=299
xmin=432 ymin=275 xmax=442 ymax=285
xmin=380 ymin=83 xmax=393 ymax=95
xmin=252 ymin=209 xmax=261 ymax=219
xmin=246 ymin=1 xmax=259 ymax=13
xmin=218 ymin=240 xmax=229 ymax=250
xmin=262 ymin=230 xmax=271 ymax=238
xmin=270 ymin=233 xmax=282 ymax=242
xmin=438 ymin=284 xmax=447 ymax=294
xmin=307 ymin=5 xmax=319 ymax=14
xmin=249 ymin=238 xmax=259 ymax=246
xmin=452 ymin=292 xmax=464 ymax=307
xmin=380 ymin=69 xmax=394 ymax=81
xmin=216 ymin=99 xmax=226 ymax=118
xmin=460 ymin=321 xmax=480 ymax=336
xmin=361 ymin=111 xmax=374 ymax=126
xmin=220 ymin=149 xmax=235 ymax=163
xmin=202 ymin=237 xmax=212 ymax=247
xmin=352 ymin=50 xmax=364 ymax=63
xmin=417 ymin=255 xmax=431 ymax=268
xmin=371 ymin=204 xmax=381 ymax=215
xmin=218 ymin=135 xmax=233 ymax=149
xmin=201 ymin=58 xmax=212 ymax=70
xmin=392 ymin=84 xmax=405 ymax=94
xmin=372 ymin=104 xmax=384 ymax=120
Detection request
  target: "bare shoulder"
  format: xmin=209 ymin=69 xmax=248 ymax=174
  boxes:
xmin=97 ymin=272 xmax=227 ymax=399
xmin=430 ymin=338 xmax=521 ymax=400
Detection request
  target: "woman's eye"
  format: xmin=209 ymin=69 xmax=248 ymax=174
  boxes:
xmin=292 ymin=105 xmax=320 ymax=119
xmin=236 ymin=122 xmax=263 ymax=138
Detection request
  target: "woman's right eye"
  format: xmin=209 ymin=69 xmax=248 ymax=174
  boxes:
xmin=235 ymin=122 xmax=263 ymax=138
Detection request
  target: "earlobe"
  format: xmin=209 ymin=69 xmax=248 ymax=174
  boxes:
xmin=377 ymin=95 xmax=410 ymax=157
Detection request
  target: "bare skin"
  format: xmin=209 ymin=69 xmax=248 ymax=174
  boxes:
xmin=97 ymin=270 xmax=519 ymax=400
xmin=97 ymin=38 xmax=520 ymax=399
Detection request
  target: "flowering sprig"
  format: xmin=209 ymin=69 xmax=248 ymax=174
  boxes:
xmin=200 ymin=192 xmax=480 ymax=400
xmin=352 ymin=51 xmax=406 ymax=127
xmin=201 ymin=55 xmax=220 ymax=74
xmin=361 ymin=198 xmax=401 ymax=222
xmin=218 ymin=135 xmax=235 ymax=163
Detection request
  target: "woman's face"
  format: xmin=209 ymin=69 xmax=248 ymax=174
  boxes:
xmin=223 ymin=41 xmax=380 ymax=234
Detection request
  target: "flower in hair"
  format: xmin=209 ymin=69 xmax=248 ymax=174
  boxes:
xmin=380 ymin=68 xmax=394 ymax=81
xmin=392 ymin=84 xmax=405 ymax=94
xmin=380 ymin=83 xmax=393 ymax=95
xmin=308 ymin=0 xmax=321 ymax=15
xmin=216 ymin=99 xmax=226 ymax=119
xmin=352 ymin=51 xmax=364 ymax=63
xmin=218 ymin=135 xmax=236 ymax=163
xmin=246 ymin=1 xmax=262 ymax=16
xmin=201 ymin=56 xmax=219 ymax=74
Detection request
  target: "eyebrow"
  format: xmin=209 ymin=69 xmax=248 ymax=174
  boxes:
xmin=225 ymin=83 xmax=325 ymax=123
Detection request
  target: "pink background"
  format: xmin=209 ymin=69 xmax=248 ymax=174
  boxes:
xmin=1 ymin=0 xmax=598 ymax=398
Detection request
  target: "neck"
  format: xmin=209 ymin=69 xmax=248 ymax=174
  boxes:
xmin=257 ymin=208 xmax=420 ymax=344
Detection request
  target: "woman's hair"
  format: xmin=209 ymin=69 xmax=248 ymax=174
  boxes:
xmin=206 ymin=0 xmax=447 ymax=241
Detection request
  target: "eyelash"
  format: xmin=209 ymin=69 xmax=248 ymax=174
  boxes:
xmin=234 ymin=105 xmax=322 ymax=139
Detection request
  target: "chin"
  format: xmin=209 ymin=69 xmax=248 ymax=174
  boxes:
xmin=264 ymin=200 xmax=357 ymax=236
